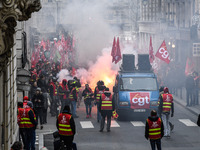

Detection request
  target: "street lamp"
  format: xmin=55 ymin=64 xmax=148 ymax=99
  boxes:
xmin=172 ymin=43 xmax=175 ymax=48
xmin=17 ymin=68 xmax=31 ymax=91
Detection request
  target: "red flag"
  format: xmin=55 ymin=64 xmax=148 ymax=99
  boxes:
xmin=155 ymin=40 xmax=170 ymax=64
xmin=149 ymin=36 xmax=154 ymax=63
xmin=114 ymin=37 xmax=122 ymax=64
xmin=31 ymin=51 xmax=36 ymax=65
xmin=185 ymin=57 xmax=195 ymax=76
xmin=71 ymin=67 xmax=76 ymax=77
xmin=111 ymin=37 xmax=116 ymax=63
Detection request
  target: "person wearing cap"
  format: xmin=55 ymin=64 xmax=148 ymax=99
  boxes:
xmin=73 ymin=77 xmax=82 ymax=108
xmin=98 ymin=88 xmax=115 ymax=132
xmin=23 ymin=96 xmax=29 ymax=108
xmin=94 ymin=81 xmax=106 ymax=122
xmin=56 ymin=105 xmax=76 ymax=150
xmin=17 ymin=102 xmax=26 ymax=149
xmin=25 ymin=101 xmax=37 ymax=150
xmin=32 ymin=87 xmax=44 ymax=129
xmin=82 ymin=84 xmax=94 ymax=118
xmin=145 ymin=110 xmax=164 ymax=150
xmin=69 ymin=81 xmax=79 ymax=118
xmin=158 ymin=87 xmax=174 ymax=137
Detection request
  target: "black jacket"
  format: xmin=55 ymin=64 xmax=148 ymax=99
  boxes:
xmin=98 ymin=92 xmax=115 ymax=112
xmin=32 ymin=93 xmax=44 ymax=108
xmin=145 ymin=116 xmax=164 ymax=140
xmin=28 ymin=109 xmax=38 ymax=129
xmin=56 ymin=110 xmax=76 ymax=135
xmin=94 ymin=85 xmax=106 ymax=99
xmin=185 ymin=75 xmax=195 ymax=91
xmin=82 ymin=88 xmax=94 ymax=104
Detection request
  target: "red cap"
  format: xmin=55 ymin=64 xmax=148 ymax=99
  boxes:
xmin=23 ymin=96 xmax=29 ymax=101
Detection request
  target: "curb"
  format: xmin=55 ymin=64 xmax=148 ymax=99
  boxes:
xmin=174 ymin=98 xmax=199 ymax=116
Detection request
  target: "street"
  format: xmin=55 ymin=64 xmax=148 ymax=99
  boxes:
xmin=36 ymin=99 xmax=200 ymax=150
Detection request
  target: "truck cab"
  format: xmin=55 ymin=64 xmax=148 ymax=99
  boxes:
xmin=113 ymin=54 xmax=159 ymax=119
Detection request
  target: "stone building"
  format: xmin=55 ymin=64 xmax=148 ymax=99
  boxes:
xmin=0 ymin=1 xmax=41 ymax=149
xmin=138 ymin=0 xmax=200 ymax=70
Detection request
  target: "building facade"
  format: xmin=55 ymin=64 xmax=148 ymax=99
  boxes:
xmin=0 ymin=1 xmax=41 ymax=149
xmin=138 ymin=0 xmax=200 ymax=71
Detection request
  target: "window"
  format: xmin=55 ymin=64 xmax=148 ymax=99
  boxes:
xmin=120 ymin=77 xmax=158 ymax=91
xmin=193 ymin=43 xmax=200 ymax=56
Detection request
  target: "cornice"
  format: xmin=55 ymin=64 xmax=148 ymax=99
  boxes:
xmin=0 ymin=0 xmax=41 ymax=60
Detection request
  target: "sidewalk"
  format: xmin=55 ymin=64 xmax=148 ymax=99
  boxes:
xmin=173 ymin=88 xmax=200 ymax=116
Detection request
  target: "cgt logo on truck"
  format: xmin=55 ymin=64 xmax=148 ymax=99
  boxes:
xmin=130 ymin=92 xmax=150 ymax=109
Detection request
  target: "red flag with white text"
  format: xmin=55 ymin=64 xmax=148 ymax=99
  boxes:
xmin=155 ymin=40 xmax=170 ymax=64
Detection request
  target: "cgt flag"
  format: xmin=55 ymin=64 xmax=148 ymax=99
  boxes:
xmin=155 ymin=40 xmax=170 ymax=64
xmin=149 ymin=36 xmax=155 ymax=63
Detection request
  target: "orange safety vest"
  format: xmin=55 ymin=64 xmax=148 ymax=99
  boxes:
xmin=50 ymin=82 xmax=57 ymax=96
xmin=101 ymin=94 xmax=113 ymax=110
xmin=58 ymin=113 xmax=73 ymax=136
xmin=17 ymin=107 xmax=24 ymax=128
xmin=21 ymin=108 xmax=36 ymax=128
xmin=59 ymin=84 xmax=68 ymax=99
xmin=147 ymin=118 xmax=162 ymax=139
xmin=95 ymin=87 xmax=104 ymax=102
xmin=162 ymin=93 xmax=173 ymax=112
xmin=69 ymin=88 xmax=77 ymax=101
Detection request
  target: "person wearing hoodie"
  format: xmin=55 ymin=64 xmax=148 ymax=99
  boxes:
xmin=26 ymin=101 xmax=37 ymax=150
xmin=56 ymin=105 xmax=76 ymax=150
xmin=98 ymin=88 xmax=115 ymax=132
xmin=58 ymin=79 xmax=70 ymax=112
xmin=94 ymin=80 xmax=106 ymax=122
xmin=32 ymin=87 xmax=44 ymax=129
xmin=145 ymin=110 xmax=164 ymax=150
xmin=158 ymin=87 xmax=174 ymax=137
xmin=82 ymin=84 xmax=94 ymax=118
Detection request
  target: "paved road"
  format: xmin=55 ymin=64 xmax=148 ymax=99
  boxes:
xmin=35 ymin=100 xmax=200 ymax=150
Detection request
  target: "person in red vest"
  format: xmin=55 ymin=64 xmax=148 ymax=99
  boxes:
xmin=23 ymin=96 xmax=29 ymax=108
xmin=58 ymin=79 xmax=70 ymax=112
xmin=69 ymin=81 xmax=79 ymax=118
xmin=94 ymin=80 xmax=106 ymax=122
xmin=22 ymin=101 xmax=37 ymax=150
xmin=145 ymin=110 xmax=164 ymax=150
xmin=158 ymin=87 xmax=174 ymax=137
xmin=17 ymin=102 xmax=26 ymax=149
xmin=56 ymin=105 xmax=76 ymax=150
xmin=98 ymin=88 xmax=115 ymax=132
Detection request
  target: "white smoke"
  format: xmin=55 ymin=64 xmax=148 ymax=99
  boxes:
xmin=56 ymin=69 xmax=73 ymax=82
xmin=59 ymin=0 xmax=119 ymax=66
